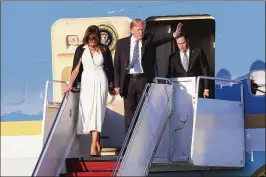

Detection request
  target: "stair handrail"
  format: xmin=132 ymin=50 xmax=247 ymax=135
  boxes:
xmin=41 ymin=80 xmax=67 ymax=146
xmin=112 ymin=83 xmax=150 ymax=177
xmin=143 ymin=78 xmax=172 ymax=176
xmin=32 ymin=79 xmax=69 ymax=176
xmin=196 ymin=76 xmax=244 ymax=102
xmin=115 ymin=77 xmax=173 ymax=176
xmin=32 ymin=94 xmax=68 ymax=176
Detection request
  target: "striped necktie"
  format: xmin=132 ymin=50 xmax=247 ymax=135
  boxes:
xmin=183 ymin=52 xmax=189 ymax=72
xmin=126 ymin=40 xmax=139 ymax=70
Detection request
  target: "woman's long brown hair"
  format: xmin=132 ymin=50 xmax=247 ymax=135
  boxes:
xmin=82 ymin=25 xmax=105 ymax=52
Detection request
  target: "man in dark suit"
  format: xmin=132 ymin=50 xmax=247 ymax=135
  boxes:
xmin=114 ymin=19 xmax=183 ymax=132
xmin=167 ymin=32 xmax=210 ymax=98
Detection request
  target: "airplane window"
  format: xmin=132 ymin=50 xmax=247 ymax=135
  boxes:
xmin=249 ymin=69 xmax=266 ymax=96
xmin=4 ymin=63 xmax=27 ymax=105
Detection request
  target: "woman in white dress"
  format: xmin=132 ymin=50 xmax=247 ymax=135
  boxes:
xmin=65 ymin=25 xmax=114 ymax=156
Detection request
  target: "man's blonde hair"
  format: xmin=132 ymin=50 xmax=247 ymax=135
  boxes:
xmin=130 ymin=19 xmax=146 ymax=29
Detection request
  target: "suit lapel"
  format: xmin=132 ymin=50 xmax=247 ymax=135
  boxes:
xmin=141 ymin=39 xmax=146 ymax=60
xmin=125 ymin=37 xmax=131 ymax=67
xmin=187 ymin=46 xmax=195 ymax=71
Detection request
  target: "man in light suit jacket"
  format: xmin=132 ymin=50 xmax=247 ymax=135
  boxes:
xmin=114 ymin=19 xmax=183 ymax=132
xmin=167 ymin=32 xmax=210 ymax=98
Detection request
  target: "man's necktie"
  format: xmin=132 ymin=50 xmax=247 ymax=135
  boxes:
xmin=183 ymin=52 xmax=189 ymax=72
xmin=126 ymin=41 xmax=139 ymax=70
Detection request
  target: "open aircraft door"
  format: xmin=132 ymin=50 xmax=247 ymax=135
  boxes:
xmin=190 ymin=76 xmax=245 ymax=168
xmin=142 ymin=15 xmax=244 ymax=169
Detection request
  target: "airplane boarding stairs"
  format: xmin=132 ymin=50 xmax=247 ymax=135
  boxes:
xmin=32 ymin=77 xmax=246 ymax=176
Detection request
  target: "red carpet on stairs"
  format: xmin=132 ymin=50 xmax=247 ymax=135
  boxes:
xmin=63 ymin=156 xmax=120 ymax=177
xmin=68 ymin=171 xmax=117 ymax=177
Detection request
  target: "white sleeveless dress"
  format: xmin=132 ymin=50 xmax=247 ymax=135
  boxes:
xmin=76 ymin=45 xmax=108 ymax=134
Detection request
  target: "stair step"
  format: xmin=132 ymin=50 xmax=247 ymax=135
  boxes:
xmin=67 ymin=161 xmax=120 ymax=172
xmin=67 ymin=171 xmax=117 ymax=176
xmin=101 ymin=148 xmax=119 ymax=152
xmin=48 ymin=101 xmax=61 ymax=108
xmin=100 ymin=148 xmax=120 ymax=156
xmin=100 ymin=151 xmax=116 ymax=156
xmin=64 ymin=155 xmax=121 ymax=176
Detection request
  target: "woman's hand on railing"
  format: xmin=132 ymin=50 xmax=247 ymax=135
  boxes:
xmin=64 ymin=84 xmax=73 ymax=94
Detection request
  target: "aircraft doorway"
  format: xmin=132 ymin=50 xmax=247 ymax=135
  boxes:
xmin=145 ymin=15 xmax=215 ymax=98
